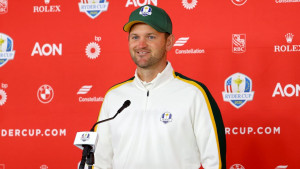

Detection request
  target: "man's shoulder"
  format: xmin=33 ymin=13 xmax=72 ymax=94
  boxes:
xmin=173 ymin=72 xmax=209 ymax=92
xmin=107 ymin=76 xmax=135 ymax=93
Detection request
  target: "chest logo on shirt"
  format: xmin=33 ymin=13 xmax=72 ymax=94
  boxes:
xmin=160 ymin=112 xmax=172 ymax=124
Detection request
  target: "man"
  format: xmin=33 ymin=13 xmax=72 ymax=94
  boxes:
xmin=94 ymin=5 xmax=226 ymax=169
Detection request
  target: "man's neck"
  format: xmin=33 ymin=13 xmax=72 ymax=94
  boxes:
xmin=137 ymin=62 xmax=167 ymax=82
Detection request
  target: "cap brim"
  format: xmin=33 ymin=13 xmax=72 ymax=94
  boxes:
xmin=123 ymin=20 xmax=165 ymax=33
xmin=123 ymin=21 xmax=144 ymax=32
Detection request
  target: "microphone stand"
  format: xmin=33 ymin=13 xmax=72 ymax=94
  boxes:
xmin=79 ymin=100 xmax=131 ymax=169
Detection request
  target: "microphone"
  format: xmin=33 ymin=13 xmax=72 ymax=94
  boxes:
xmin=90 ymin=100 xmax=131 ymax=132
xmin=74 ymin=100 xmax=131 ymax=169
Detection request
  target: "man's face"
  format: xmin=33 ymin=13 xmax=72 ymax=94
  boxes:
xmin=128 ymin=23 xmax=170 ymax=69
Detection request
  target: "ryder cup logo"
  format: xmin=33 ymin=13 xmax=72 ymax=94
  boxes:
xmin=0 ymin=33 xmax=15 ymax=67
xmin=139 ymin=5 xmax=152 ymax=16
xmin=81 ymin=133 xmax=90 ymax=142
xmin=222 ymin=73 xmax=254 ymax=109
xmin=37 ymin=84 xmax=54 ymax=104
xmin=232 ymin=34 xmax=246 ymax=53
xmin=160 ymin=112 xmax=172 ymax=124
xmin=0 ymin=0 xmax=8 ymax=14
xmin=79 ymin=0 xmax=109 ymax=19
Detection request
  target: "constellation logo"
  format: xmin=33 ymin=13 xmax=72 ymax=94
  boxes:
xmin=0 ymin=33 xmax=15 ymax=67
xmin=79 ymin=0 xmax=109 ymax=19
xmin=77 ymin=85 xmax=104 ymax=102
xmin=232 ymin=34 xmax=246 ymax=53
xmin=33 ymin=0 xmax=61 ymax=13
xmin=231 ymin=0 xmax=247 ymax=6
xmin=222 ymin=73 xmax=254 ymax=108
xmin=174 ymin=37 xmax=205 ymax=54
xmin=125 ymin=0 xmax=157 ymax=7
xmin=40 ymin=164 xmax=48 ymax=169
xmin=0 ymin=164 xmax=5 ymax=169
xmin=230 ymin=164 xmax=245 ymax=169
xmin=86 ymin=36 xmax=101 ymax=59
xmin=77 ymin=85 xmax=92 ymax=94
xmin=274 ymin=33 xmax=300 ymax=52
xmin=0 ymin=0 xmax=8 ymax=14
xmin=31 ymin=42 xmax=62 ymax=56
xmin=275 ymin=165 xmax=288 ymax=169
xmin=182 ymin=0 xmax=198 ymax=10
xmin=37 ymin=84 xmax=54 ymax=104
xmin=174 ymin=37 xmax=189 ymax=47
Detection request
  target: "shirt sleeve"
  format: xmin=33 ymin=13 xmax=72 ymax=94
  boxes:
xmin=93 ymin=96 xmax=114 ymax=169
xmin=194 ymin=85 xmax=226 ymax=169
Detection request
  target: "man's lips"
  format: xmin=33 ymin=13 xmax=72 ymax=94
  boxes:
xmin=136 ymin=50 xmax=150 ymax=55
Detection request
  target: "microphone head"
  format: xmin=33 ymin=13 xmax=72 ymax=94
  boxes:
xmin=124 ymin=100 xmax=131 ymax=107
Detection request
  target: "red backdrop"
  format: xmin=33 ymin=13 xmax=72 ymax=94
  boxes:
xmin=1 ymin=0 xmax=299 ymax=169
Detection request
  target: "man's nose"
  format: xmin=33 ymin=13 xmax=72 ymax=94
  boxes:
xmin=138 ymin=38 xmax=147 ymax=48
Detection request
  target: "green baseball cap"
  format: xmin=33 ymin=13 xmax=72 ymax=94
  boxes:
xmin=123 ymin=5 xmax=172 ymax=34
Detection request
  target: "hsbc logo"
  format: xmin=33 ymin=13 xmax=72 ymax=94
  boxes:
xmin=272 ymin=83 xmax=299 ymax=97
xmin=125 ymin=0 xmax=157 ymax=7
xmin=31 ymin=42 xmax=62 ymax=56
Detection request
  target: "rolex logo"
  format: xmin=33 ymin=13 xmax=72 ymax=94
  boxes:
xmin=285 ymin=33 xmax=294 ymax=43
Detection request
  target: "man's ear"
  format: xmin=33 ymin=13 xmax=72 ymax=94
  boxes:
xmin=166 ymin=34 xmax=175 ymax=52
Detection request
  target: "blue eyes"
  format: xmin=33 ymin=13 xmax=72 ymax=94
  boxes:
xmin=131 ymin=36 xmax=156 ymax=40
xmin=148 ymin=36 xmax=155 ymax=39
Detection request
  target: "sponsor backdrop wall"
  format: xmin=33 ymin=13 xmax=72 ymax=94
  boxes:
xmin=0 ymin=0 xmax=299 ymax=169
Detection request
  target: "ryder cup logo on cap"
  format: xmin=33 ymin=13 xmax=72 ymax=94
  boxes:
xmin=222 ymin=73 xmax=254 ymax=109
xmin=139 ymin=5 xmax=152 ymax=16
xmin=37 ymin=84 xmax=54 ymax=104
xmin=78 ymin=0 xmax=109 ymax=19
xmin=0 ymin=33 xmax=15 ymax=67
xmin=160 ymin=112 xmax=172 ymax=124
xmin=0 ymin=0 xmax=8 ymax=14
xmin=123 ymin=5 xmax=172 ymax=34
